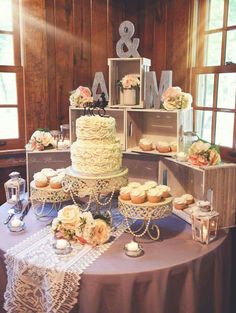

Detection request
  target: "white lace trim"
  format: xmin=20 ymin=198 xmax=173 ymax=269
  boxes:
xmin=4 ymin=224 xmax=126 ymax=313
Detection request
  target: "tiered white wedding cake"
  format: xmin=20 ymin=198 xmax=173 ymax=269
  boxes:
xmin=70 ymin=115 xmax=122 ymax=174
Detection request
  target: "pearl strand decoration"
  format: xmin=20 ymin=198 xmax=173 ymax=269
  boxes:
xmin=125 ymin=217 xmax=151 ymax=238
xmin=93 ymin=188 xmax=115 ymax=207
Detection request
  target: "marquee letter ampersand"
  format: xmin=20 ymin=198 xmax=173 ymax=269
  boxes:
xmin=116 ymin=20 xmax=140 ymax=58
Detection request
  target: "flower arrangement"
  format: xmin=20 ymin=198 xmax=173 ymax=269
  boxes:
xmin=26 ymin=128 xmax=55 ymax=151
xmin=52 ymin=205 xmax=111 ymax=246
xmin=118 ymin=74 xmax=140 ymax=91
xmin=161 ymin=86 xmax=192 ymax=110
xmin=69 ymin=86 xmax=94 ymax=107
xmin=188 ymin=140 xmax=221 ymax=166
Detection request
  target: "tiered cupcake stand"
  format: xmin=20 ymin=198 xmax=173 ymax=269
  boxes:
xmin=30 ymin=182 xmax=71 ymax=220
xmin=118 ymin=197 xmax=173 ymax=240
xmin=62 ymin=167 xmax=128 ymax=212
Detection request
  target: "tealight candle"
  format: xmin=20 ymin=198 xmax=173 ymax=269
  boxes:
xmin=176 ymin=152 xmax=188 ymax=162
xmin=56 ymin=239 xmax=68 ymax=250
xmin=126 ymin=241 xmax=139 ymax=252
xmin=63 ymin=139 xmax=70 ymax=148
xmin=57 ymin=140 xmax=65 ymax=150
xmin=11 ymin=218 xmax=21 ymax=228
xmin=11 ymin=194 xmax=18 ymax=202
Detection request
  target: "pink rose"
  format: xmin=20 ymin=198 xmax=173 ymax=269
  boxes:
xmin=162 ymin=87 xmax=182 ymax=101
xmin=76 ymin=86 xmax=91 ymax=98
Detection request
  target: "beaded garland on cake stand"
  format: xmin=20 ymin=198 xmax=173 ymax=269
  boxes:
xmin=62 ymin=167 xmax=128 ymax=217
xmin=118 ymin=197 xmax=173 ymax=240
xmin=30 ymin=181 xmax=71 ymax=220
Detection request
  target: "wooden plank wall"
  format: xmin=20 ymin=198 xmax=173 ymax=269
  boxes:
xmin=21 ymin=0 xmax=192 ymax=141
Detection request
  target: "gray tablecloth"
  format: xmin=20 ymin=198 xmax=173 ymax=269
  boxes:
xmin=0 ymin=202 xmax=231 ymax=313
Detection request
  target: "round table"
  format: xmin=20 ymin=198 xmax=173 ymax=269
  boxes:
xmin=0 ymin=201 xmax=231 ymax=313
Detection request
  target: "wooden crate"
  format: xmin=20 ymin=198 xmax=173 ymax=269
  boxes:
xmin=126 ymin=108 xmax=192 ymax=155
xmin=108 ymin=57 xmax=151 ymax=108
xmin=26 ymin=150 xmax=71 ymax=193
xmin=158 ymin=157 xmax=236 ymax=228
xmin=69 ymin=107 xmax=126 ymax=150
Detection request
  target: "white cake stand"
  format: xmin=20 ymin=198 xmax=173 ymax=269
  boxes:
xmin=118 ymin=196 xmax=173 ymax=240
xmin=62 ymin=167 xmax=129 ymax=212
xmin=30 ymin=181 xmax=71 ymax=220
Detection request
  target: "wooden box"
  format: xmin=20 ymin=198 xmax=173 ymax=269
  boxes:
xmin=26 ymin=150 xmax=70 ymax=193
xmin=126 ymin=108 xmax=192 ymax=155
xmin=69 ymin=107 xmax=126 ymax=150
xmin=108 ymin=57 xmax=151 ymax=108
xmin=158 ymin=157 xmax=236 ymax=228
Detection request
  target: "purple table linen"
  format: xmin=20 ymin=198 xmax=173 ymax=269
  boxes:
xmin=0 ymin=202 xmax=231 ymax=313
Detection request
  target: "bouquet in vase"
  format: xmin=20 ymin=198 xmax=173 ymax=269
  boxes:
xmin=118 ymin=74 xmax=140 ymax=105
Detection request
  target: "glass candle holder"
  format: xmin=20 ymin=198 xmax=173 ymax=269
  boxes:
xmin=50 ymin=130 xmax=61 ymax=149
xmin=4 ymin=172 xmax=25 ymax=213
xmin=191 ymin=211 xmax=219 ymax=244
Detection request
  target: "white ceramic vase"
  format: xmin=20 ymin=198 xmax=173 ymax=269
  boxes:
xmin=120 ymin=88 xmax=136 ymax=105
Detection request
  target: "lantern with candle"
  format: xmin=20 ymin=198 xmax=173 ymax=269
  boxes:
xmin=4 ymin=172 xmax=25 ymax=213
xmin=191 ymin=210 xmax=219 ymax=244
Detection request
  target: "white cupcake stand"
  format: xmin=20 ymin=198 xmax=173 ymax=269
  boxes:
xmin=30 ymin=182 xmax=71 ymax=220
xmin=62 ymin=167 xmax=128 ymax=213
xmin=118 ymin=197 xmax=173 ymax=240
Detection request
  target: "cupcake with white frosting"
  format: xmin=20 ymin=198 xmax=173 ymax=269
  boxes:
xmin=170 ymin=142 xmax=177 ymax=152
xmin=182 ymin=194 xmax=194 ymax=205
xmin=130 ymin=188 xmax=146 ymax=204
xmin=41 ymin=168 xmax=57 ymax=181
xmin=156 ymin=141 xmax=171 ymax=153
xmin=147 ymin=188 xmax=162 ymax=203
xmin=128 ymin=182 xmax=142 ymax=189
xmin=157 ymin=185 xmax=171 ymax=198
xmin=173 ymin=197 xmax=187 ymax=210
xmin=139 ymin=138 xmax=154 ymax=151
xmin=34 ymin=172 xmax=48 ymax=188
xmin=120 ymin=186 xmax=132 ymax=201
xmin=50 ymin=175 xmax=63 ymax=189
xmin=143 ymin=180 xmax=158 ymax=190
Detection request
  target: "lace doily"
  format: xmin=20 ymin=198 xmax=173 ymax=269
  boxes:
xmin=4 ymin=224 xmax=126 ymax=313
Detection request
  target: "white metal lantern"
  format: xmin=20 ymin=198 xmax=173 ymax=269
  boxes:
xmin=191 ymin=211 xmax=219 ymax=244
xmin=4 ymin=172 xmax=25 ymax=212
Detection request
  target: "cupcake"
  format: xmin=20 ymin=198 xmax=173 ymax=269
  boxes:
xmin=120 ymin=186 xmax=132 ymax=201
xmin=41 ymin=168 xmax=57 ymax=181
xmin=173 ymin=197 xmax=187 ymax=210
xmin=50 ymin=175 xmax=63 ymax=189
xmin=170 ymin=142 xmax=177 ymax=152
xmin=147 ymin=188 xmax=162 ymax=203
xmin=139 ymin=138 xmax=154 ymax=151
xmin=130 ymin=188 xmax=146 ymax=204
xmin=128 ymin=182 xmax=142 ymax=189
xmin=143 ymin=180 xmax=158 ymax=190
xmin=156 ymin=141 xmax=171 ymax=153
xmin=157 ymin=185 xmax=171 ymax=198
xmin=56 ymin=168 xmax=66 ymax=175
xmin=182 ymin=194 xmax=194 ymax=205
xmin=34 ymin=172 xmax=48 ymax=188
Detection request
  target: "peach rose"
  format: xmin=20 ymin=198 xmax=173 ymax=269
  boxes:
xmin=57 ymin=205 xmax=81 ymax=226
xmin=162 ymin=87 xmax=182 ymax=101
xmin=76 ymin=86 xmax=92 ymax=98
xmin=209 ymin=149 xmax=221 ymax=165
xmin=90 ymin=219 xmax=111 ymax=246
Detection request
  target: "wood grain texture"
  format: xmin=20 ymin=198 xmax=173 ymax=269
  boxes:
xmin=21 ymin=0 xmax=49 ymax=139
xmin=19 ymin=0 xmax=193 ymax=139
